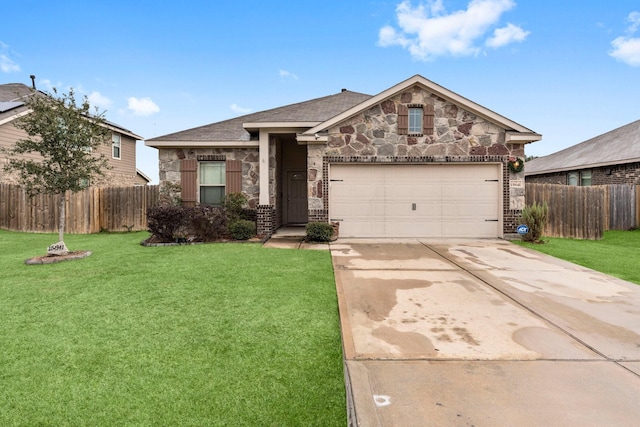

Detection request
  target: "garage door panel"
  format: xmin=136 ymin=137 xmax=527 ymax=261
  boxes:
xmin=329 ymin=164 xmax=500 ymax=238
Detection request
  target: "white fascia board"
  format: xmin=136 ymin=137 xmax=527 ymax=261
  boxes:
xmin=144 ymin=140 xmax=259 ymax=148
xmin=242 ymin=122 xmax=319 ymax=131
xmin=136 ymin=169 xmax=152 ymax=182
xmin=296 ymin=134 xmax=329 ymax=144
xmin=303 ymin=74 xmax=538 ymax=136
xmin=506 ymin=132 xmax=542 ymax=143
xmin=104 ymin=124 xmax=143 ymax=141
xmin=0 ymin=108 xmax=32 ymax=126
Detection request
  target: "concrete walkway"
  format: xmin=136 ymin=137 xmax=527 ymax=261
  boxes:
xmin=331 ymin=239 xmax=640 ymax=427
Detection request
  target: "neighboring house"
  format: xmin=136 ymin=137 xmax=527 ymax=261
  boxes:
xmin=146 ymin=74 xmax=541 ymax=238
xmin=0 ymin=82 xmax=145 ymax=187
xmin=135 ymin=169 xmax=152 ymax=186
xmin=526 ymin=119 xmax=640 ymax=186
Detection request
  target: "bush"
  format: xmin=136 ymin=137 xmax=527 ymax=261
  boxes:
xmin=229 ymin=219 xmax=256 ymax=240
xmin=223 ymin=193 xmax=248 ymax=224
xmin=147 ymin=205 xmax=186 ymax=242
xmin=520 ymin=201 xmax=548 ymax=243
xmin=185 ymin=205 xmax=227 ymax=242
xmin=305 ymin=222 xmax=334 ymax=242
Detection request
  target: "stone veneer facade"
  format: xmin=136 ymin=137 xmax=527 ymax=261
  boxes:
xmin=159 ymin=147 xmax=261 ymax=208
xmin=157 ymin=85 xmax=530 ymax=238
xmin=307 ymin=86 xmax=526 ymax=237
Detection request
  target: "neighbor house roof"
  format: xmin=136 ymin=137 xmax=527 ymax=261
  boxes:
xmin=145 ymin=90 xmax=372 ymax=146
xmin=526 ymin=119 xmax=640 ymax=175
xmin=0 ymin=83 xmax=143 ymax=140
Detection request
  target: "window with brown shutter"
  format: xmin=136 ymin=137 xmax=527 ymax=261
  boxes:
xmin=397 ymin=104 xmax=408 ymax=135
xmin=180 ymin=159 xmax=198 ymax=207
xmin=423 ymin=104 xmax=434 ymax=135
xmin=225 ymin=160 xmax=242 ymax=194
xmin=399 ymin=103 xmax=434 ymax=136
xmin=199 ymin=161 xmax=226 ymax=207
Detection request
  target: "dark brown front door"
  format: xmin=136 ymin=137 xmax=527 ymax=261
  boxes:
xmin=286 ymin=170 xmax=308 ymax=224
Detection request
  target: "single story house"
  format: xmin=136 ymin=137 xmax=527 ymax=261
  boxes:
xmin=525 ymin=119 xmax=640 ymax=186
xmin=146 ymin=74 xmax=541 ymax=239
xmin=0 ymin=82 xmax=145 ymax=187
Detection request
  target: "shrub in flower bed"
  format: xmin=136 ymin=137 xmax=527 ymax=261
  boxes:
xmin=146 ymin=206 xmax=223 ymax=243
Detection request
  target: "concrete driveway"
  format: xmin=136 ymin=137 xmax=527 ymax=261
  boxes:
xmin=331 ymin=239 xmax=640 ymax=426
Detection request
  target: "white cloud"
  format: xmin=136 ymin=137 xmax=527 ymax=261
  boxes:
xmin=609 ymin=11 xmax=640 ymax=66
xmin=0 ymin=42 xmax=20 ymax=73
xmin=486 ymin=23 xmax=529 ymax=48
xmin=127 ymin=97 xmax=160 ymax=116
xmin=610 ymin=36 xmax=640 ymax=66
xmin=230 ymin=103 xmax=252 ymax=114
xmin=378 ymin=0 xmax=527 ymax=61
xmin=279 ymin=69 xmax=299 ymax=80
xmin=627 ymin=11 xmax=640 ymax=33
xmin=87 ymin=91 xmax=112 ymax=109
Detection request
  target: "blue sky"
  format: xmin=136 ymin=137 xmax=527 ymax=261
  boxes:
xmin=2 ymin=0 xmax=639 ymax=183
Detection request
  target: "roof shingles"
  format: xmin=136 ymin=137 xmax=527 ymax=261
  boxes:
xmin=526 ymin=119 xmax=640 ymax=175
xmin=147 ymin=90 xmax=372 ymax=142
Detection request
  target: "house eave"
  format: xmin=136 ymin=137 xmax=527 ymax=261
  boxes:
xmin=242 ymin=122 xmax=319 ymax=132
xmin=104 ymin=124 xmax=143 ymax=141
xmin=145 ymin=139 xmax=259 ymax=149
xmin=296 ymin=133 xmax=329 ymax=144
xmin=526 ymin=157 xmax=640 ymax=176
xmin=0 ymin=108 xmax=32 ymax=126
xmin=506 ymin=132 xmax=542 ymax=143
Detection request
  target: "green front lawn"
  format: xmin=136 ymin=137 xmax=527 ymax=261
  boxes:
xmin=0 ymin=230 xmax=345 ymax=426
xmin=515 ymin=229 xmax=640 ymax=285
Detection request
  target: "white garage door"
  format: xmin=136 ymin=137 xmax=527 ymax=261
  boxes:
xmin=329 ymin=164 xmax=501 ymax=238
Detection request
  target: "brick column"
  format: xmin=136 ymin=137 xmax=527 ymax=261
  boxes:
xmin=257 ymin=204 xmax=275 ymax=237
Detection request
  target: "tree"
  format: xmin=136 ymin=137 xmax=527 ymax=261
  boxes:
xmin=3 ymin=88 xmax=111 ymax=254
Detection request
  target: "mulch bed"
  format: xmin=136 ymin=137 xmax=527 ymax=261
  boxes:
xmin=25 ymin=251 xmax=92 ymax=265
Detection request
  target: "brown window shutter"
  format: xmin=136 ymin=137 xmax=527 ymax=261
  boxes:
xmin=423 ymin=104 xmax=434 ymax=135
xmin=225 ymin=159 xmax=242 ymax=194
xmin=180 ymin=159 xmax=197 ymax=207
xmin=397 ymin=104 xmax=408 ymax=135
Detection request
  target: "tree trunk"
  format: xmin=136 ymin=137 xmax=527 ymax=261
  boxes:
xmin=58 ymin=192 xmax=65 ymax=243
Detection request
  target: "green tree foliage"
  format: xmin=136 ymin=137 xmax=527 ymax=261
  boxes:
xmin=3 ymin=88 xmax=111 ymax=248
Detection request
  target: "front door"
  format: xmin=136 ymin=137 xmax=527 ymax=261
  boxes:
xmin=286 ymin=170 xmax=308 ymax=224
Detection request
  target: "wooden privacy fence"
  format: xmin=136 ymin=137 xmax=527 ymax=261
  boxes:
xmin=526 ymin=184 xmax=639 ymax=240
xmin=0 ymin=184 xmax=159 ymax=234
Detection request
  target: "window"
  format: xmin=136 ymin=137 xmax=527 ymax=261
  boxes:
xmin=408 ymin=107 xmax=423 ymax=134
xmin=199 ymin=161 xmax=225 ymax=206
xmin=567 ymin=171 xmax=592 ymax=186
xmin=112 ymin=133 xmax=121 ymax=159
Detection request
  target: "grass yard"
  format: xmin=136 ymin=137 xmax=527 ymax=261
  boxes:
xmin=0 ymin=230 xmax=346 ymax=426
xmin=515 ymin=229 xmax=640 ymax=285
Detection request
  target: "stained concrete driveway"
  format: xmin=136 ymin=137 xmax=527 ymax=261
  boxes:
xmin=331 ymin=239 xmax=640 ymax=426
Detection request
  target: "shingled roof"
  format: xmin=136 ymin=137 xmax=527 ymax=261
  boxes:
xmin=526 ymin=119 xmax=640 ymax=175
xmin=147 ymin=90 xmax=372 ymax=143
xmin=0 ymin=83 xmax=142 ymax=139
